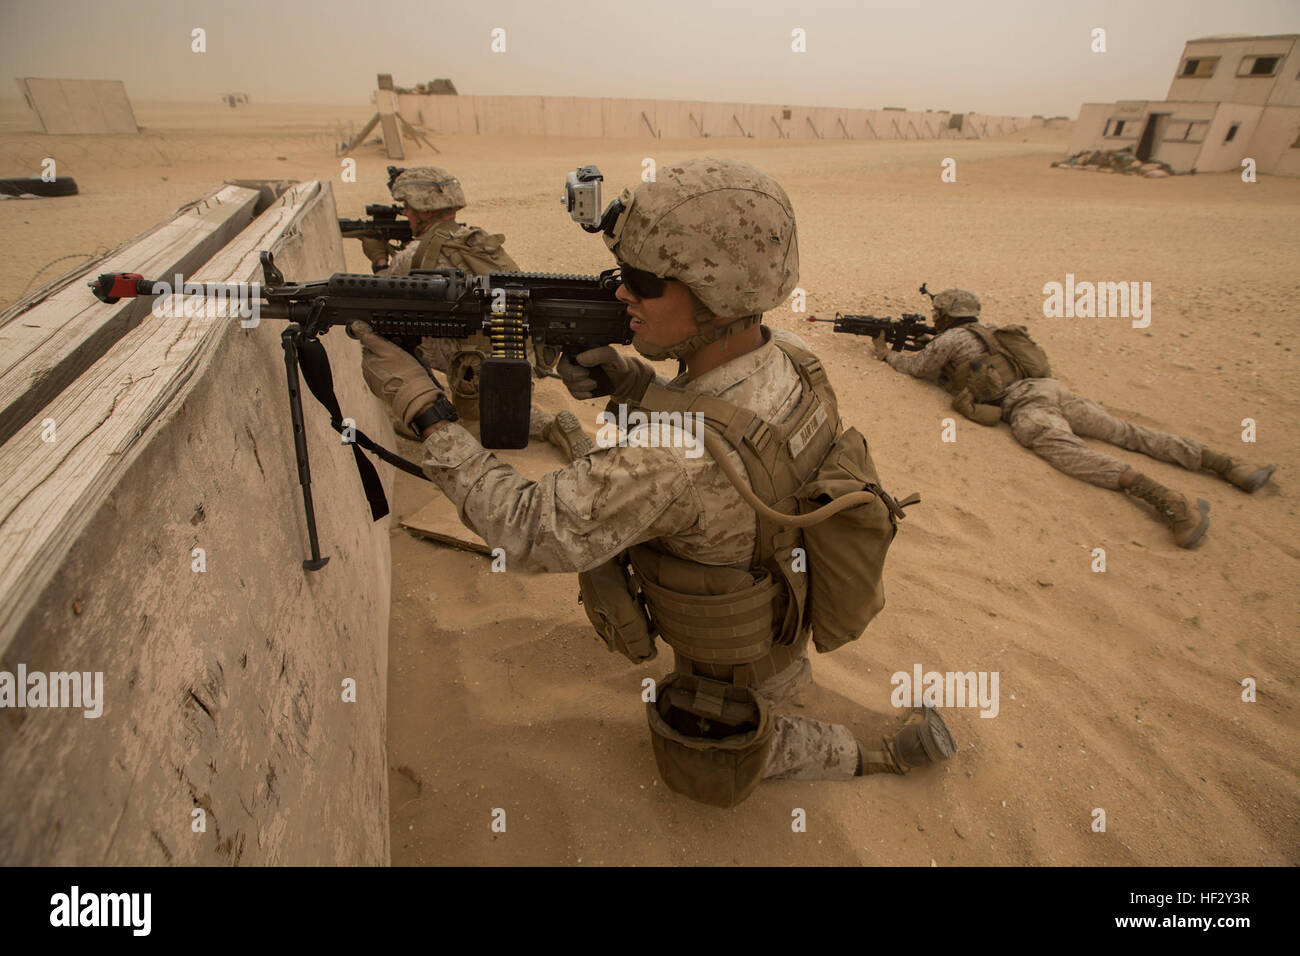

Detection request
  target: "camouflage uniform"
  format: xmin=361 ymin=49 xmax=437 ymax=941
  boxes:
xmin=999 ymin=379 xmax=1202 ymax=489
xmin=888 ymin=324 xmax=1203 ymax=490
xmin=420 ymin=327 xmax=859 ymax=780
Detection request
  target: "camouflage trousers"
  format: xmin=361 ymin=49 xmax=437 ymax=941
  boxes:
xmin=757 ymin=655 xmax=860 ymax=782
xmin=1002 ymin=379 xmax=1203 ymax=490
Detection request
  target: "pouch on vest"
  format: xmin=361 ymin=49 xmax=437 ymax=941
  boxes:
xmin=442 ymin=225 xmax=519 ymax=275
xmin=988 ymin=325 xmax=1051 ymax=380
xmin=944 ymin=324 xmax=1051 ymax=402
xmin=577 ymin=553 xmax=657 ymax=664
xmin=646 ymin=672 xmax=774 ymax=808
xmin=796 ymin=426 xmax=905 ymax=653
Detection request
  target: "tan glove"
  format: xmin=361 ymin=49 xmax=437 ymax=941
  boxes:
xmin=360 ymin=237 xmax=392 ymax=269
xmin=557 ymin=346 xmax=656 ymax=402
xmin=348 ymin=321 xmax=446 ymax=438
xmin=952 ymin=388 xmax=1002 ymax=426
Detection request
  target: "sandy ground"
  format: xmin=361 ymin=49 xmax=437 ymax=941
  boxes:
xmin=4 ymin=101 xmax=1296 ymax=865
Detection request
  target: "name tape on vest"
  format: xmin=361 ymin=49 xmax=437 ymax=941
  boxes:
xmin=787 ymin=404 xmax=828 ymax=460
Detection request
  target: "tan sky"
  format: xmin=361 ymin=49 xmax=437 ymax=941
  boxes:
xmin=2 ymin=0 xmax=1297 ymax=116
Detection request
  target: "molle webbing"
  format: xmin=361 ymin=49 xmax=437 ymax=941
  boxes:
xmin=687 ymin=634 xmax=808 ymax=686
xmin=637 ymin=572 xmax=781 ymax=664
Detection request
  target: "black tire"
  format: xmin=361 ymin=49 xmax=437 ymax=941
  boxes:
xmin=0 ymin=176 xmax=79 ymax=197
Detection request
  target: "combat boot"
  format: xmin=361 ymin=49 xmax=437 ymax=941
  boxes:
xmin=1125 ymin=474 xmax=1210 ymax=548
xmin=1200 ymin=448 xmax=1277 ymax=493
xmin=542 ymin=410 xmax=595 ymax=460
xmin=857 ymin=707 xmax=956 ymax=776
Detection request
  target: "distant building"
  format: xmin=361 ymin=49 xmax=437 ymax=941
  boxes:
xmin=1069 ymin=34 xmax=1300 ymax=176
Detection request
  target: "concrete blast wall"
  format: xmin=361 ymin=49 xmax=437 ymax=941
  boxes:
xmin=16 ymin=78 xmax=139 ymax=134
xmin=397 ymin=93 xmax=1040 ymax=140
xmin=0 ymin=181 xmax=392 ymax=865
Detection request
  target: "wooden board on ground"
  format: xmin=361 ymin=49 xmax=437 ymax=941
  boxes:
xmin=16 ymin=78 xmax=139 ymax=134
xmin=400 ymin=432 xmax=572 ymax=555
xmin=0 ymin=180 xmax=391 ymax=865
xmin=0 ymin=183 xmax=263 ymax=445
xmin=402 ymin=497 xmax=491 ymax=554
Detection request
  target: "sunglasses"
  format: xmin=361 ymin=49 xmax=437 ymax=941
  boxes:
xmin=617 ymin=261 xmax=668 ymax=299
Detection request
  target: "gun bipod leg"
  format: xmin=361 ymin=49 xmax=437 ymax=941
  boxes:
xmin=280 ymin=326 xmax=330 ymax=571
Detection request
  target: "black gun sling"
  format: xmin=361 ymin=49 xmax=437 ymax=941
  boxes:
xmin=294 ymin=336 xmax=433 ymax=524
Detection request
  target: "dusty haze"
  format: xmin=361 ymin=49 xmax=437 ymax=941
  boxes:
xmin=1 ymin=0 xmax=1298 ymax=116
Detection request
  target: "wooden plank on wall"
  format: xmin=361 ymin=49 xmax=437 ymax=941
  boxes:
xmin=0 ymin=184 xmax=264 ymax=446
xmin=0 ymin=180 xmax=392 ymax=865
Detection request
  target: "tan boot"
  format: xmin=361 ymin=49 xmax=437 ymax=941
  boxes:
xmin=542 ymin=410 xmax=595 ymax=461
xmin=857 ymin=707 xmax=956 ymax=775
xmin=1126 ymin=474 xmax=1210 ymax=548
xmin=1200 ymin=448 xmax=1276 ymax=493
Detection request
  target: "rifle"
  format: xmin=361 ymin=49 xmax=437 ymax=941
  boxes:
xmin=337 ymin=203 xmax=414 ymax=244
xmin=88 ymin=251 xmax=631 ymax=569
xmin=806 ymin=312 xmax=936 ymax=352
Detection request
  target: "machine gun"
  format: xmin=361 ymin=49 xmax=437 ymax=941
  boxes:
xmin=806 ymin=312 xmax=936 ymax=352
xmin=337 ymin=203 xmax=414 ymax=244
xmin=88 ymin=252 xmax=631 ymax=569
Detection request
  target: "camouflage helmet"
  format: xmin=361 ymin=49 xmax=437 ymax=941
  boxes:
xmin=604 ymin=158 xmax=799 ymax=318
xmin=932 ymin=288 xmax=981 ymax=319
xmin=390 ymin=165 xmax=466 ymax=213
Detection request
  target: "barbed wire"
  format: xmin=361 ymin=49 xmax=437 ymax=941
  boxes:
xmin=20 ymin=249 xmax=110 ymax=295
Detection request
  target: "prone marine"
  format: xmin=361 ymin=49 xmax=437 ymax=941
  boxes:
xmin=872 ymin=288 xmax=1276 ymax=547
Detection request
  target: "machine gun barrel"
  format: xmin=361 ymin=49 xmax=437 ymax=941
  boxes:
xmin=807 ymin=312 xmax=936 ymax=352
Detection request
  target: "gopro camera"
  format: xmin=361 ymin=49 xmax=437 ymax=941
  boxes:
xmin=564 ymin=165 xmax=605 ymax=228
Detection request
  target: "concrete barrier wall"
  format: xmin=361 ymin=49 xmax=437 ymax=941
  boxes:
xmin=17 ymin=78 xmax=139 ymax=134
xmin=397 ymin=93 xmax=1040 ymax=140
xmin=0 ymin=181 xmax=392 ymax=865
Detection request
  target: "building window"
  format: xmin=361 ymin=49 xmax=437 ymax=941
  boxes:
xmin=782 ymin=109 xmax=791 ymax=120
xmin=1224 ymin=123 xmax=1240 ymax=143
xmin=1105 ymin=118 xmax=1129 ymax=137
xmin=1237 ymin=55 xmax=1282 ymax=77
xmin=1179 ymin=57 xmax=1219 ymax=78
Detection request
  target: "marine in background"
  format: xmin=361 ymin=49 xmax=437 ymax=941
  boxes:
xmin=360 ymin=165 xmax=589 ymax=457
xmin=874 ymin=288 xmax=1276 ymax=547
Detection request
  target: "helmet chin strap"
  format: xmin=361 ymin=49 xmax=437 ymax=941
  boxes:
xmin=633 ymin=291 xmax=762 ymax=361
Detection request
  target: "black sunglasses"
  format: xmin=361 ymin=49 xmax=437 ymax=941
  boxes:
xmin=617 ymin=261 xmax=668 ymax=299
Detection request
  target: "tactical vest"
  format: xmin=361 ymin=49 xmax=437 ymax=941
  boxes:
xmin=577 ymin=336 xmax=911 ymax=807
xmin=940 ymin=323 xmax=1052 ymax=403
xmin=413 ymin=220 xmax=519 ymax=275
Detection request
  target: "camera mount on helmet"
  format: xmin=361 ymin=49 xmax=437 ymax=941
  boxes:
xmin=563 ymin=165 xmax=626 ymax=235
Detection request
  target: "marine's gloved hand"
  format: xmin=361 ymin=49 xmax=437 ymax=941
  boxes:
xmin=558 ymin=346 xmax=656 ymax=402
xmin=360 ymin=237 xmax=392 ymax=269
xmin=872 ymin=332 xmax=890 ymax=360
xmin=348 ymin=321 xmax=446 ymax=438
xmin=952 ymin=389 xmax=1002 ymax=426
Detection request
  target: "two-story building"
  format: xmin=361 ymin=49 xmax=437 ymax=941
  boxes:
xmin=1067 ymin=34 xmax=1300 ymax=176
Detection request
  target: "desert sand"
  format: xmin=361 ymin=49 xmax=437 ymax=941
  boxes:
xmin=3 ymin=101 xmax=1296 ymax=865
